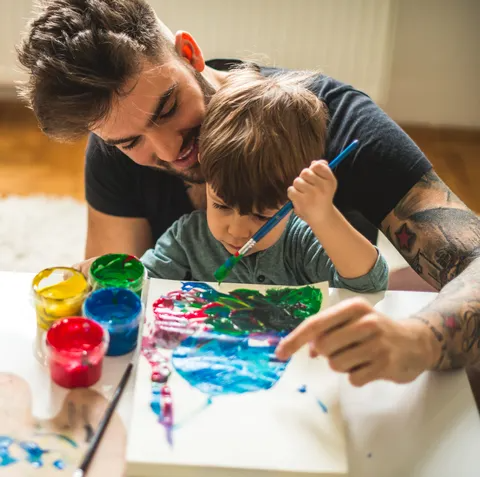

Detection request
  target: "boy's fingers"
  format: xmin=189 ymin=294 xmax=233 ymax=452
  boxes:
xmin=310 ymin=161 xmax=334 ymax=180
xmin=300 ymin=168 xmax=322 ymax=186
xmin=292 ymin=177 xmax=311 ymax=193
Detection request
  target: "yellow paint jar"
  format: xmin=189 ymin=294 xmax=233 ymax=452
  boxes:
xmin=32 ymin=267 xmax=90 ymax=330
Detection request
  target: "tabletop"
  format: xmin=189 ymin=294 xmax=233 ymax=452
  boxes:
xmin=0 ymin=271 xmax=479 ymax=477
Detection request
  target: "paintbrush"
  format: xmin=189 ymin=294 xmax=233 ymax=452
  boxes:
xmin=213 ymin=139 xmax=360 ymax=284
xmin=72 ymin=361 xmax=133 ymax=477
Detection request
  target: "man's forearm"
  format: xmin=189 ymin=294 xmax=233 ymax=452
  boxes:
xmin=412 ymin=253 xmax=480 ymax=370
xmin=381 ymin=169 xmax=480 ymax=370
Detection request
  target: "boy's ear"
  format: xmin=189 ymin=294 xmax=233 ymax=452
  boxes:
xmin=174 ymin=31 xmax=205 ymax=72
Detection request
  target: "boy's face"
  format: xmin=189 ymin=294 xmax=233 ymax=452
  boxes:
xmin=206 ymin=186 xmax=290 ymax=255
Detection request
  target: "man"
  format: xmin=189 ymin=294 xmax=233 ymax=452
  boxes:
xmin=18 ymin=0 xmax=480 ymax=386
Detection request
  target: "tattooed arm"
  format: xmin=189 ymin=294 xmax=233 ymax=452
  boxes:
xmin=381 ymin=169 xmax=480 ymax=369
xmin=276 ymin=169 xmax=480 ymax=384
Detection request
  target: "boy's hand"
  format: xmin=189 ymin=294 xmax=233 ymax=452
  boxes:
xmin=287 ymin=160 xmax=337 ymax=227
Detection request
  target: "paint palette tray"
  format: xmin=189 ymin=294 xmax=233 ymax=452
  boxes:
xmin=126 ymin=279 xmax=347 ymax=477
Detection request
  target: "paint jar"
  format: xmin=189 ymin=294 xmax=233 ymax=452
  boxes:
xmin=89 ymin=254 xmax=146 ymax=297
xmin=45 ymin=317 xmax=109 ymax=389
xmin=83 ymin=287 xmax=143 ymax=356
xmin=32 ymin=267 xmax=90 ymax=331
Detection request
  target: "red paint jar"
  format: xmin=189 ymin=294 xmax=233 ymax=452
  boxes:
xmin=46 ymin=317 xmax=109 ymax=388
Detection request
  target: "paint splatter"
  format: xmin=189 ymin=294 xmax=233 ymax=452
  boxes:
xmin=18 ymin=441 xmax=49 ymax=468
xmin=33 ymin=433 xmax=78 ymax=448
xmin=142 ymin=282 xmax=324 ymax=442
xmin=0 ymin=434 xmax=77 ymax=470
xmin=317 ymin=399 xmax=328 ymax=413
xmin=0 ymin=436 xmax=17 ymax=467
xmin=172 ymin=333 xmax=287 ymax=395
xmin=53 ymin=459 xmax=66 ymax=469
xmin=297 ymin=385 xmax=307 ymax=393
xmin=146 ymin=282 xmax=322 ymax=349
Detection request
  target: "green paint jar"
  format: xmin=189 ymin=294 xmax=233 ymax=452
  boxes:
xmin=89 ymin=254 xmax=146 ymax=297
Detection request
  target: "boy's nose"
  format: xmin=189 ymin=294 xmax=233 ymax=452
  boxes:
xmin=227 ymin=215 xmax=252 ymax=241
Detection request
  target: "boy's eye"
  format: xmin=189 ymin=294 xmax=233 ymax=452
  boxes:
xmin=254 ymin=214 xmax=272 ymax=222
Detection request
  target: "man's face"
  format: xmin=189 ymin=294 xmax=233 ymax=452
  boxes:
xmin=92 ymin=56 xmax=214 ymax=183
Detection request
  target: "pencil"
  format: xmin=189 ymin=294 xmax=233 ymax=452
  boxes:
xmin=73 ymin=361 xmax=134 ymax=477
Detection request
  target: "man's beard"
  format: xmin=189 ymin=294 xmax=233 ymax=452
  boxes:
xmin=150 ymin=70 xmax=216 ymax=185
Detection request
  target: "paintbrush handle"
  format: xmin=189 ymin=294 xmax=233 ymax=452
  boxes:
xmin=250 ymin=202 xmax=294 ymax=245
xmin=246 ymin=140 xmax=359 ymax=248
xmin=73 ymin=362 xmax=134 ymax=477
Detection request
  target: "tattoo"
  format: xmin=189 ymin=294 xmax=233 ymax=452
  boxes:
xmin=462 ymin=308 xmax=480 ymax=354
xmin=410 ymin=316 xmax=446 ymax=369
xmin=383 ymin=169 xmax=480 ymax=370
xmin=395 ymin=223 xmax=416 ymax=252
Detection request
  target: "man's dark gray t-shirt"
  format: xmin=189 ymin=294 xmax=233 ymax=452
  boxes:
xmin=85 ymin=59 xmax=432 ymax=243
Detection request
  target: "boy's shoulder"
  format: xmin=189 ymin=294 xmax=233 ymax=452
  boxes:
xmin=171 ymin=210 xmax=208 ymax=235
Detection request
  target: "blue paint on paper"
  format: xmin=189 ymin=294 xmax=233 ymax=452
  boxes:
xmin=53 ymin=459 xmax=66 ymax=469
xmin=0 ymin=436 xmax=17 ymax=467
xmin=150 ymin=383 xmax=162 ymax=417
xmin=298 ymin=385 xmax=307 ymax=393
xmin=317 ymin=399 xmax=328 ymax=413
xmin=18 ymin=440 xmax=49 ymax=468
xmin=83 ymin=287 xmax=142 ymax=356
xmin=172 ymin=332 xmax=288 ymax=396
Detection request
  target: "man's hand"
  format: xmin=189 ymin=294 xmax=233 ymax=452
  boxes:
xmin=275 ymin=297 xmax=438 ymax=386
xmin=72 ymin=256 xmax=97 ymax=279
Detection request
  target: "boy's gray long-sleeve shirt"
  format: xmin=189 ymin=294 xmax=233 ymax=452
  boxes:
xmin=141 ymin=211 xmax=389 ymax=292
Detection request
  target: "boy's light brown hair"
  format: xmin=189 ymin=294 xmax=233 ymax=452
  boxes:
xmin=199 ymin=65 xmax=328 ymax=215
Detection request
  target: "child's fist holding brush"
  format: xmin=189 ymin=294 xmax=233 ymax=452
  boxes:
xmin=288 ymin=158 xmax=382 ymax=281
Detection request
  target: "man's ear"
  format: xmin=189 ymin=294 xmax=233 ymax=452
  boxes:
xmin=174 ymin=31 xmax=205 ymax=72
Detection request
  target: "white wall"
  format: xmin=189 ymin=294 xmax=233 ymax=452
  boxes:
xmin=149 ymin=0 xmax=397 ymax=105
xmin=3 ymin=0 xmax=479 ymax=129
xmin=384 ymin=0 xmax=480 ymax=128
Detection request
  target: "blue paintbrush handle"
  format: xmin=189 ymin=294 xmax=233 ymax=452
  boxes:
xmin=251 ymin=201 xmax=294 ymax=243
xmin=249 ymin=139 xmax=359 ymax=245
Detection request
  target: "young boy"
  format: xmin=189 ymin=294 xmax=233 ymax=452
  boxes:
xmin=138 ymin=66 xmax=388 ymax=292
xmin=78 ymin=66 xmax=388 ymax=292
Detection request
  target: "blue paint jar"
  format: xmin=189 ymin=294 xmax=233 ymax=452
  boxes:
xmin=82 ymin=287 xmax=142 ymax=356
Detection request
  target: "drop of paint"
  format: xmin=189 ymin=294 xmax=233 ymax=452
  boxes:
xmin=297 ymin=385 xmax=307 ymax=393
xmin=53 ymin=459 xmax=65 ymax=470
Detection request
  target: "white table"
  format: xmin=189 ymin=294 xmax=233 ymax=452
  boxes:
xmin=0 ymin=271 xmax=479 ymax=477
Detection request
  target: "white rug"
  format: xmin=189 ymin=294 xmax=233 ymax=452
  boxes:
xmin=0 ymin=195 xmax=408 ymax=273
xmin=0 ymin=195 xmax=87 ymax=272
